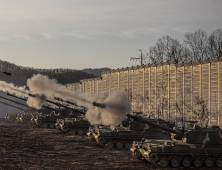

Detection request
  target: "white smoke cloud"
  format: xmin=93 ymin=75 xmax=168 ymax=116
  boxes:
xmin=27 ymin=74 xmax=88 ymax=104
xmin=0 ymin=80 xmax=28 ymax=97
xmin=0 ymin=80 xmax=47 ymax=109
xmin=27 ymin=74 xmax=131 ymax=127
xmin=86 ymin=91 xmax=131 ymax=127
xmin=26 ymin=94 xmax=46 ymax=110
xmin=85 ymin=91 xmax=109 ymax=125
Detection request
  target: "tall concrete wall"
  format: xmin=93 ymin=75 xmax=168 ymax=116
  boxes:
xmin=67 ymin=58 xmax=222 ymax=126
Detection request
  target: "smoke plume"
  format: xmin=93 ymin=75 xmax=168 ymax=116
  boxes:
xmin=0 ymin=80 xmax=47 ymax=109
xmin=27 ymin=74 xmax=131 ymax=127
xmin=86 ymin=91 xmax=131 ymax=127
xmin=0 ymin=80 xmax=28 ymax=97
xmin=27 ymin=74 xmax=88 ymax=105
xmin=26 ymin=94 xmax=46 ymax=110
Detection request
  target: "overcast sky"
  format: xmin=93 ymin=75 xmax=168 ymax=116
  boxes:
xmin=0 ymin=0 xmax=221 ymax=70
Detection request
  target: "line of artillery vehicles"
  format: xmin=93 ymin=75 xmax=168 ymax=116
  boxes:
xmin=2 ymin=93 xmax=222 ymax=168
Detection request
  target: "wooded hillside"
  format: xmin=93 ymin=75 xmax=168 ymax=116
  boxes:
xmin=0 ymin=59 xmax=110 ymax=86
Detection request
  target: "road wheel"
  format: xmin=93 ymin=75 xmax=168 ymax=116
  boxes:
xmin=37 ymin=120 xmax=42 ymax=125
xmin=69 ymin=129 xmax=75 ymax=135
xmin=205 ymin=158 xmax=214 ymax=167
xmin=42 ymin=123 xmax=48 ymax=128
xmin=194 ymin=158 xmax=202 ymax=167
xmin=49 ymin=123 xmax=55 ymax=129
xmin=182 ymin=157 xmax=191 ymax=167
xmin=133 ymin=149 xmax=143 ymax=160
xmin=149 ymin=153 xmax=159 ymax=163
xmin=106 ymin=141 xmax=114 ymax=148
xmin=216 ymin=158 xmax=222 ymax=168
xmin=116 ymin=141 xmax=123 ymax=148
xmin=171 ymin=157 xmax=180 ymax=168
xmin=124 ymin=142 xmax=132 ymax=149
xmin=160 ymin=157 xmax=168 ymax=167
xmin=62 ymin=126 xmax=69 ymax=132
xmin=98 ymin=137 xmax=105 ymax=144
xmin=77 ymin=129 xmax=84 ymax=135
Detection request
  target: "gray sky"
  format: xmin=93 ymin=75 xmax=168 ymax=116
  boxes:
xmin=0 ymin=0 xmax=221 ymax=70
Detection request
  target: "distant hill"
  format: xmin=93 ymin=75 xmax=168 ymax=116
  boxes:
xmin=0 ymin=59 xmax=110 ymax=86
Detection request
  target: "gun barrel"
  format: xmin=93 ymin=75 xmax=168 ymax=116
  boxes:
xmin=46 ymin=99 xmax=85 ymax=114
xmin=28 ymin=93 xmax=36 ymax=97
xmin=2 ymin=71 xmax=12 ymax=76
xmin=127 ymin=114 xmax=183 ymax=137
xmin=93 ymin=102 xmax=106 ymax=108
xmin=54 ymin=97 xmax=77 ymax=106
xmin=41 ymin=105 xmax=57 ymax=112
xmin=0 ymin=95 xmax=34 ymax=109
xmin=6 ymin=93 xmax=57 ymax=112
xmin=7 ymin=93 xmax=27 ymax=101
xmin=0 ymin=101 xmax=25 ymax=111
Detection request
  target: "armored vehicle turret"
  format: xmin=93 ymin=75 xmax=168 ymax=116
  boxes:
xmin=128 ymin=114 xmax=222 ymax=168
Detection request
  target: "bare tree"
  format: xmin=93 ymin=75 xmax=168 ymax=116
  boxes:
xmin=146 ymin=35 xmax=190 ymax=64
xmin=184 ymin=29 xmax=209 ymax=61
xmin=208 ymin=28 xmax=222 ymax=58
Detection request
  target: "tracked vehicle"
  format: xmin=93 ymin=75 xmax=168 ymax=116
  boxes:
xmin=35 ymin=104 xmax=86 ymax=128
xmin=88 ymin=102 xmax=174 ymax=149
xmin=58 ymin=116 xmax=91 ymax=135
xmin=129 ymin=114 xmax=222 ymax=168
xmin=88 ymin=115 xmax=174 ymax=149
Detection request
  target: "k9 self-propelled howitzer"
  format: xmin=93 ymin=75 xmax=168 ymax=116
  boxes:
xmin=128 ymin=114 xmax=222 ymax=168
xmin=51 ymin=99 xmax=90 ymax=135
xmin=9 ymin=93 xmax=88 ymax=129
xmin=87 ymin=102 xmax=174 ymax=149
xmin=6 ymin=93 xmax=62 ymax=126
xmin=29 ymin=95 xmax=87 ymax=129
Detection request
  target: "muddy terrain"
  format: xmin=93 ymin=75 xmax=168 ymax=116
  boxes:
xmin=0 ymin=123 xmax=219 ymax=170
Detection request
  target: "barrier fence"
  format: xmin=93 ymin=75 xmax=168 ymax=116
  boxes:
xmin=67 ymin=58 xmax=222 ymax=126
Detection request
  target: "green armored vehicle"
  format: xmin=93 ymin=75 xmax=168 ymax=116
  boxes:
xmin=35 ymin=104 xmax=86 ymax=128
xmin=31 ymin=107 xmax=55 ymax=125
xmin=55 ymin=104 xmax=89 ymax=135
xmin=58 ymin=116 xmax=91 ymax=135
xmin=87 ymin=115 xmax=174 ymax=149
xmin=129 ymin=115 xmax=222 ymax=168
xmin=34 ymin=108 xmax=71 ymax=128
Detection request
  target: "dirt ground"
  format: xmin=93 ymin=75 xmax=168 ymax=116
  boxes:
xmin=0 ymin=123 xmax=219 ymax=170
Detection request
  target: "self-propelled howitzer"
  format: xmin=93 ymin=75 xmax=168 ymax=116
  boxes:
xmin=87 ymin=112 xmax=174 ymax=149
xmin=128 ymin=114 xmax=222 ymax=168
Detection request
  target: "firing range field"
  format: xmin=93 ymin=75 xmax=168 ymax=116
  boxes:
xmin=0 ymin=123 xmax=219 ymax=170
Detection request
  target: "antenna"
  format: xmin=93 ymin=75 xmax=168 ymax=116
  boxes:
xmin=130 ymin=49 xmax=143 ymax=65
